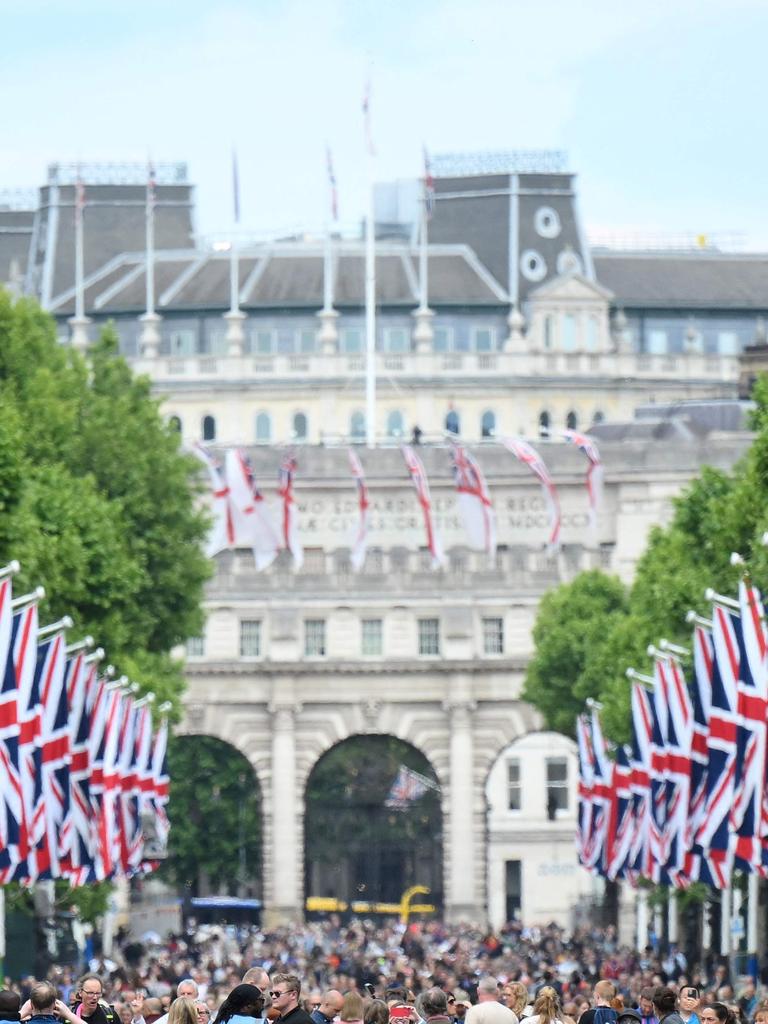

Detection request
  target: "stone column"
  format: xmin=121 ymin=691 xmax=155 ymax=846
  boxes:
xmin=264 ymin=702 xmax=302 ymax=926
xmin=138 ymin=312 xmax=162 ymax=359
xmin=444 ymin=699 xmax=480 ymax=921
xmin=69 ymin=315 xmax=92 ymax=353
xmin=224 ymin=310 xmax=246 ymax=357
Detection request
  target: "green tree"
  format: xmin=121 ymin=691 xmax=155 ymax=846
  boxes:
xmin=160 ymin=736 xmax=262 ymax=895
xmin=522 ymin=570 xmax=628 ymax=736
xmin=0 ymin=294 xmax=211 ymax=711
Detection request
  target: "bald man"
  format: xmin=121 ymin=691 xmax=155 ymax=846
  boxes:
xmin=239 ymin=970 xmax=271 ymax=1024
xmin=311 ymin=992 xmax=344 ymax=1024
xmin=465 ymin=979 xmax=518 ymax=1024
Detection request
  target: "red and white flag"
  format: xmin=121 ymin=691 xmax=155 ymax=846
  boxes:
xmin=450 ymin=444 xmax=495 ymax=559
xmin=501 ymin=437 xmax=561 ymax=552
xmin=278 ymin=454 xmax=303 ymax=570
xmin=562 ymin=430 xmax=603 ymax=531
xmin=225 ymin=449 xmax=280 ymax=571
xmin=192 ymin=444 xmax=234 ymax=556
xmin=348 ymin=449 xmax=370 ymax=571
xmin=401 ymin=445 xmax=444 ymax=568
xmin=0 ymin=580 xmax=24 ymax=874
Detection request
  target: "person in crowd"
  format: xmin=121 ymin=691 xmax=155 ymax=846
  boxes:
xmin=699 ymin=1006 xmax=734 ymax=1024
xmin=270 ymin=977 xmax=313 ymax=1024
xmin=24 ymin=984 xmax=82 ymax=1024
xmin=420 ymin=990 xmax=452 ymax=1024
xmin=651 ymin=990 xmax=682 ymax=1024
xmin=363 ymin=1003 xmax=388 ymax=1024
xmin=752 ymin=1003 xmax=768 ymax=1024
xmin=465 ymin=978 xmax=518 ymax=1024
xmin=167 ymin=1002 xmax=198 ymax=1024
xmin=448 ymin=994 xmax=471 ymax=1024
xmin=501 ymin=986 xmax=530 ymax=1021
xmin=212 ymin=986 xmax=265 ymax=1024
xmin=678 ymin=989 xmax=700 ymax=1024
xmin=74 ymin=975 xmax=118 ymax=1024
xmin=0 ymin=993 xmax=21 ymax=1024
xmin=524 ymin=987 xmax=566 ymax=1024
xmin=194 ymin=1002 xmax=211 ymax=1024
xmin=312 ymin=993 xmax=344 ymax=1024
xmin=156 ymin=985 xmax=200 ymax=1024
xmin=339 ymin=994 xmax=364 ymax=1024
xmin=637 ymin=989 xmax=658 ymax=1024
xmin=579 ymin=983 xmax=618 ymax=1024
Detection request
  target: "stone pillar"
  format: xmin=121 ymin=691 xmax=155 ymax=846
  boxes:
xmin=503 ymin=305 xmax=525 ymax=351
xmin=264 ymin=702 xmax=302 ymax=926
xmin=412 ymin=306 xmax=434 ymax=353
xmin=444 ymin=699 xmax=480 ymax=921
xmin=69 ymin=315 xmax=91 ymax=353
xmin=317 ymin=308 xmax=339 ymax=354
xmin=224 ymin=310 xmax=246 ymax=357
xmin=138 ymin=312 xmax=162 ymax=359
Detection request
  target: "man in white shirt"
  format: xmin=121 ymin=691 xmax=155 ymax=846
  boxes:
xmin=465 ymin=979 xmax=518 ymax=1024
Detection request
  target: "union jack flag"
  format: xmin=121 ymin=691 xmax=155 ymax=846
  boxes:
xmin=64 ymin=655 xmax=96 ymax=885
xmin=682 ymin=624 xmax=714 ymax=883
xmin=150 ymin=717 xmax=170 ymax=857
xmin=730 ymin=580 xmax=768 ymax=873
xmin=628 ymin=683 xmax=654 ymax=882
xmin=576 ymin=713 xmax=596 ymax=868
xmin=385 ymin=765 xmax=435 ymax=808
xmin=33 ymin=632 xmax=70 ymax=881
xmin=501 ymin=437 xmax=561 ymax=552
xmin=0 ymin=582 xmax=23 ymax=872
xmin=450 ymin=444 xmax=496 ymax=559
xmin=696 ymin=603 xmax=739 ymax=888
xmin=657 ymin=655 xmax=693 ymax=884
xmin=562 ymin=429 xmax=603 ymax=531
xmin=401 ymin=445 xmax=444 ymax=568
xmin=348 ymin=449 xmax=370 ymax=572
xmin=10 ymin=603 xmax=40 ymax=879
xmin=607 ymin=744 xmax=634 ymax=880
xmin=590 ymin=710 xmax=614 ymax=876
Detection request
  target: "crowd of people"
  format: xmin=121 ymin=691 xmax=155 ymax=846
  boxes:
xmin=2 ymin=921 xmax=766 ymax=1024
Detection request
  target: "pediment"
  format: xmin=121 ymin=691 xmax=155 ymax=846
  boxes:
xmin=529 ymin=271 xmax=614 ymax=304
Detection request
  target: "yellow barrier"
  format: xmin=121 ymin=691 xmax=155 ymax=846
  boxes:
xmin=305 ymin=887 xmax=435 ymax=923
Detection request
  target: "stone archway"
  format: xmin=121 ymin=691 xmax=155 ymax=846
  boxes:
xmin=304 ymin=734 xmax=443 ymax=912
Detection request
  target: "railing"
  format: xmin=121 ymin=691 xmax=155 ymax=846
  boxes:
xmin=133 ymin=349 xmax=741 ymax=383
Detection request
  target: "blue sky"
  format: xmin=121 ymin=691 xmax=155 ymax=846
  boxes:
xmin=3 ymin=0 xmax=767 ymax=247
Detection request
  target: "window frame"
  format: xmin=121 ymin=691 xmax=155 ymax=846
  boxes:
xmin=239 ymin=619 xmax=262 ymax=659
xmin=507 ymin=758 xmax=522 ymax=811
xmin=304 ymin=618 xmax=326 ymax=658
xmin=361 ymin=618 xmax=383 ymax=657
xmin=482 ymin=616 xmax=504 ymax=655
xmin=418 ymin=617 xmax=440 ymax=657
xmin=546 ymin=756 xmax=569 ymax=815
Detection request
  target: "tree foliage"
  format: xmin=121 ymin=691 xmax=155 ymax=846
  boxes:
xmin=0 ymin=292 xmax=211 ymax=710
xmin=160 ymin=736 xmax=261 ymax=894
xmin=524 ymin=377 xmax=768 ymax=743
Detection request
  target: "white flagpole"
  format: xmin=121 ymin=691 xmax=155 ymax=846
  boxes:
xmin=146 ymin=162 xmax=155 ymax=317
xmin=224 ymin=149 xmax=246 ymax=356
xmin=364 ymin=84 xmax=376 ymax=449
xmin=74 ymin=170 xmax=85 ymax=321
xmin=418 ymin=195 xmax=428 ymax=311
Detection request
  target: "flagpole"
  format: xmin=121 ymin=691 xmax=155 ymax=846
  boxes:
xmin=412 ymin=149 xmax=434 ymax=352
xmin=318 ymin=148 xmax=340 ymax=356
xmin=224 ymin=149 xmax=246 ymax=357
xmin=364 ymin=85 xmax=376 ymax=449
xmin=139 ymin=161 xmax=162 ymax=358
xmin=69 ymin=167 xmax=90 ymax=352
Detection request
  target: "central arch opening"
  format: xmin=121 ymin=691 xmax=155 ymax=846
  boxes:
xmin=304 ymin=735 xmax=443 ymax=910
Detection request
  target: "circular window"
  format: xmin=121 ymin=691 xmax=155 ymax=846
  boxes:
xmin=520 ymin=249 xmax=547 ymax=283
xmin=557 ymin=249 xmax=583 ymax=276
xmin=534 ymin=206 xmax=561 ymax=239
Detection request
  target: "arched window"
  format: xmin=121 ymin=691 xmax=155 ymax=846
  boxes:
xmin=293 ymin=412 xmax=308 ymax=440
xmin=445 ymin=410 xmax=460 ymax=435
xmin=350 ymin=411 xmax=366 ymax=440
xmin=538 ymin=411 xmax=550 ymax=438
xmin=481 ymin=410 xmax=496 ymax=438
xmin=168 ymin=415 xmax=182 ymax=433
xmin=592 ymin=410 xmax=605 ymax=425
xmin=566 ymin=410 xmax=578 ymax=430
xmin=255 ymin=412 xmax=271 ymax=443
xmin=387 ymin=410 xmax=405 ymax=438
xmin=202 ymin=414 xmax=216 ymax=441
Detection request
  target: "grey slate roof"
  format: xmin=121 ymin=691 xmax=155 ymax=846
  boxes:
xmin=593 ymin=251 xmax=768 ymax=310
xmin=48 ymin=244 xmax=508 ymax=316
xmin=0 ymin=209 xmax=33 ymax=285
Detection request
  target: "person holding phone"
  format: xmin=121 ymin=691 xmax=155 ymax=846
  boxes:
xmin=677 ymin=990 xmax=700 ymax=1024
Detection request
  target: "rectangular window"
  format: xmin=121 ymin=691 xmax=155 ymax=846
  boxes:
xmin=483 ymin=617 xmax=504 ymax=655
xmin=254 ymin=329 xmax=274 ymax=354
xmin=303 ymin=547 xmax=325 ymax=573
xmin=418 ymin=617 xmax=440 ymax=656
xmin=546 ymin=757 xmax=569 ymax=815
xmin=433 ymin=326 xmax=452 ymax=352
xmin=383 ymin=327 xmax=409 ymax=353
xmin=208 ymin=330 xmax=228 ymax=355
xmin=718 ymin=331 xmax=739 ymax=355
xmin=472 ymin=327 xmax=495 ymax=352
xmin=361 ymin=618 xmax=383 ymax=657
xmin=340 ymin=329 xmax=363 ymax=353
xmin=647 ymin=329 xmax=667 ymax=355
xmin=239 ymin=620 xmax=261 ymax=658
xmin=561 ymin=314 xmax=577 ymax=351
xmin=169 ymin=329 xmax=196 ymax=356
xmin=507 ymin=759 xmax=521 ymax=811
xmin=186 ymin=635 xmax=204 ymax=657
xmin=298 ymin=328 xmax=316 ymax=353
xmin=304 ymin=619 xmax=326 ymax=657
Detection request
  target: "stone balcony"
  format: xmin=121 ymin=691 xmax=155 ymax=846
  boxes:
xmin=130 ymin=348 xmax=740 ymax=386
